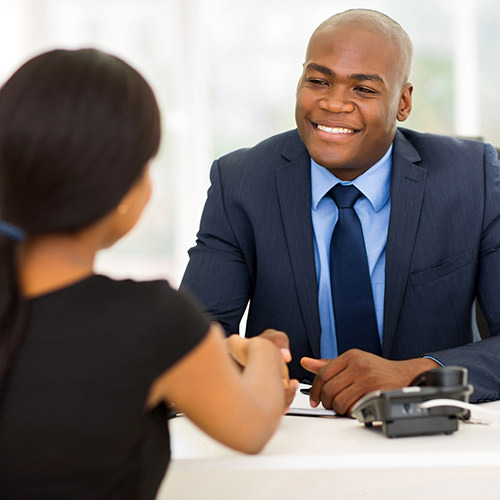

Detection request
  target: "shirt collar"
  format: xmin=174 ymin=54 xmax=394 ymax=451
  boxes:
xmin=311 ymin=144 xmax=393 ymax=213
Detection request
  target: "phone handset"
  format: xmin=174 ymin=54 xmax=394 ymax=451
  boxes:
xmin=350 ymin=366 xmax=473 ymax=438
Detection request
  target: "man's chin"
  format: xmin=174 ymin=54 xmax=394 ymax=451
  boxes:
xmin=310 ymin=155 xmax=370 ymax=181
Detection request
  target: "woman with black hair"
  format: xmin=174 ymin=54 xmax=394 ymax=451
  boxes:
xmin=0 ymin=49 xmax=296 ymax=499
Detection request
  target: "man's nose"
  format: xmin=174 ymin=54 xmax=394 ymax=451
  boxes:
xmin=319 ymin=86 xmax=355 ymax=113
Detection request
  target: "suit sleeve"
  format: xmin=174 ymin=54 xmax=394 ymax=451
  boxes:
xmin=427 ymin=144 xmax=500 ymax=402
xmin=180 ymin=159 xmax=252 ymax=335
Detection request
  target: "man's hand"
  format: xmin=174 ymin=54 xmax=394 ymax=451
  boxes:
xmin=258 ymin=328 xmax=292 ymax=362
xmin=226 ymin=328 xmax=290 ymax=367
xmin=300 ymin=349 xmax=439 ymax=415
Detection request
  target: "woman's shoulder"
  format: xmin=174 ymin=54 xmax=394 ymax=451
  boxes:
xmin=91 ymin=275 xmax=207 ymax=317
xmin=29 ymin=273 xmax=211 ymax=375
xmin=32 ymin=273 xmax=210 ymax=339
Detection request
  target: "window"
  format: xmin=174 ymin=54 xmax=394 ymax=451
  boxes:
xmin=1 ymin=0 xmax=497 ymax=285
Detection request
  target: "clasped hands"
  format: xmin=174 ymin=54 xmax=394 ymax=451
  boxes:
xmin=226 ymin=328 xmax=439 ymax=416
xmin=226 ymin=329 xmax=299 ymax=413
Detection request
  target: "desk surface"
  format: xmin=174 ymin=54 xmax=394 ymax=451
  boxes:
xmin=157 ymin=401 xmax=500 ymax=500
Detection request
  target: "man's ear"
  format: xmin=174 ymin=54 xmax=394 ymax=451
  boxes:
xmin=397 ymin=82 xmax=413 ymax=122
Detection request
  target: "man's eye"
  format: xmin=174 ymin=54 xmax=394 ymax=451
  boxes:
xmin=355 ymin=86 xmax=376 ymax=94
xmin=308 ymin=78 xmax=328 ymax=86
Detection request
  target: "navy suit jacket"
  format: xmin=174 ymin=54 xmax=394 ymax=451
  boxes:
xmin=181 ymin=128 xmax=500 ymax=402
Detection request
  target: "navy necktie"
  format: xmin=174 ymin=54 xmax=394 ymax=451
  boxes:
xmin=329 ymin=184 xmax=381 ymax=355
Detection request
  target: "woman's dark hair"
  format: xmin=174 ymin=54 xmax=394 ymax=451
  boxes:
xmin=0 ymin=48 xmax=161 ymax=395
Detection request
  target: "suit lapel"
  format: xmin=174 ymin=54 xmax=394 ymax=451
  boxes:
xmin=383 ymin=130 xmax=428 ymax=355
xmin=276 ymin=131 xmax=322 ymax=357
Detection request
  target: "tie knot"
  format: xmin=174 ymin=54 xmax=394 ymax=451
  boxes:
xmin=329 ymin=184 xmax=362 ymax=209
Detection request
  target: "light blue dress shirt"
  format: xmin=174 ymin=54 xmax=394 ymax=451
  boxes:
xmin=311 ymin=145 xmax=392 ymax=358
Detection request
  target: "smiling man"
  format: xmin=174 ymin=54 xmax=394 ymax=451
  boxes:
xmin=181 ymin=9 xmax=500 ymax=414
xmin=295 ymin=14 xmax=413 ymax=180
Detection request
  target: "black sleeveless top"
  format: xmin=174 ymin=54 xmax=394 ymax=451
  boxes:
xmin=0 ymin=275 xmax=209 ymax=499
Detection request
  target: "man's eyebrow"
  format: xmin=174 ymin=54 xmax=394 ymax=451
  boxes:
xmin=304 ymin=62 xmax=334 ymax=76
xmin=350 ymin=73 xmax=385 ymax=85
xmin=304 ymin=64 xmax=386 ymax=86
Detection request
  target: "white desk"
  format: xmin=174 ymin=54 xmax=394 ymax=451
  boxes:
xmin=156 ymin=401 xmax=500 ymax=500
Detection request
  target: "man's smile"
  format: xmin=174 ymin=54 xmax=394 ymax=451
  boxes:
xmin=316 ymin=124 xmax=358 ymax=134
xmin=312 ymin=122 xmax=360 ymax=141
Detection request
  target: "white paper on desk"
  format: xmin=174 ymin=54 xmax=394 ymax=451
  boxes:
xmin=287 ymin=383 xmax=337 ymax=416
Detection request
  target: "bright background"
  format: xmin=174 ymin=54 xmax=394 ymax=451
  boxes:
xmin=1 ymin=0 xmax=498 ymax=286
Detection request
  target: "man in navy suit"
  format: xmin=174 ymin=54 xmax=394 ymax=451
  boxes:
xmin=181 ymin=8 xmax=500 ymax=414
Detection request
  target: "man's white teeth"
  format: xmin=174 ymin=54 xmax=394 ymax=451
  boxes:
xmin=317 ymin=125 xmax=353 ymax=134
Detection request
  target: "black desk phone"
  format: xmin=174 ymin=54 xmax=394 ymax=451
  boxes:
xmin=350 ymin=366 xmax=473 ymax=438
